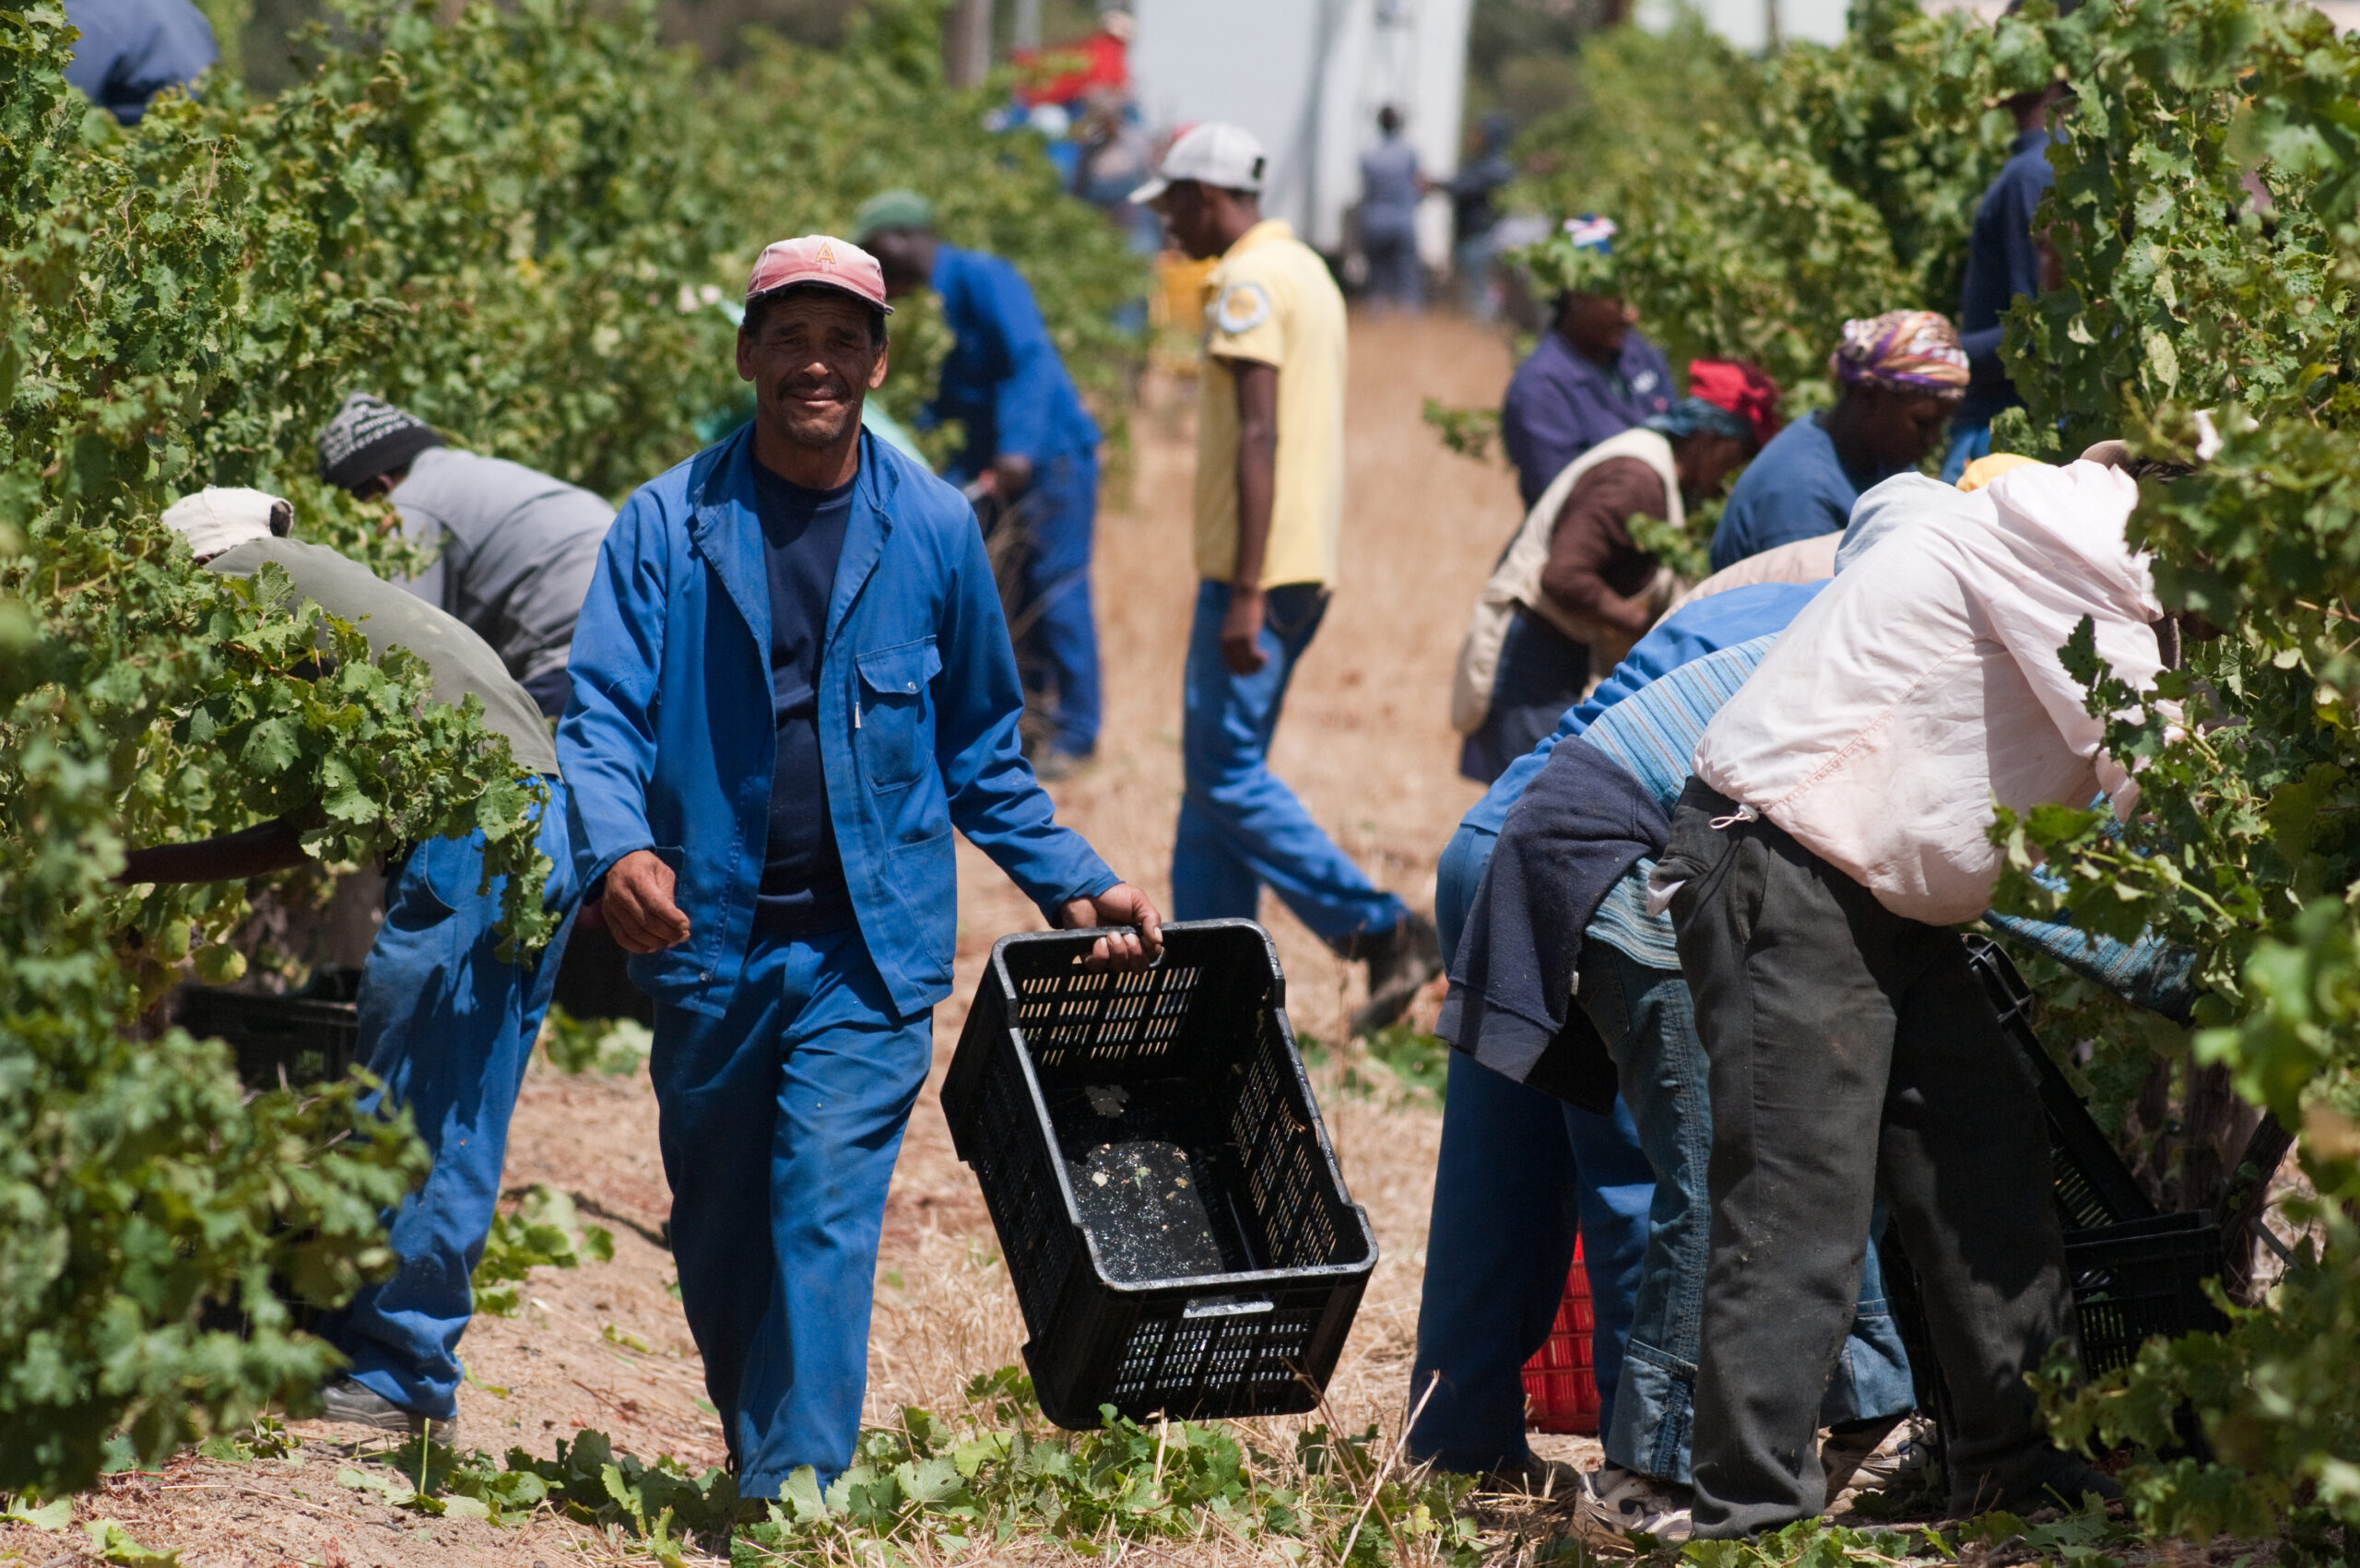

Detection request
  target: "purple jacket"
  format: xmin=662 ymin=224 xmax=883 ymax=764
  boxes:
xmin=1500 ymin=328 xmax=1675 ymax=509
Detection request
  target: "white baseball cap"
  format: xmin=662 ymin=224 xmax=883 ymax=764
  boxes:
xmin=1129 ymin=122 xmax=1268 ymax=205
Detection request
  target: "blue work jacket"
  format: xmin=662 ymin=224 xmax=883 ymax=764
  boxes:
xmin=927 ymin=244 xmax=1102 ymax=480
xmin=1499 ymin=328 xmax=1675 ymax=510
xmin=558 ymin=425 xmax=1116 ymax=1020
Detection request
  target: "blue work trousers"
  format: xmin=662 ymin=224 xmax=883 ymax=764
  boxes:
xmin=1576 ymin=938 xmax=1916 ymax=1484
xmin=650 ymin=926 xmax=933 ymax=1497
xmin=1011 ymin=451 xmax=1102 ymax=757
xmin=334 ymin=783 xmax=581 ymax=1421
xmin=1406 ymin=822 xmax=1654 ymax=1475
xmin=1174 ymin=580 xmax=1407 ymax=946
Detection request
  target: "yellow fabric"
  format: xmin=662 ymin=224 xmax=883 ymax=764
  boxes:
xmin=1957 ymin=451 xmax=2039 ymax=492
xmin=1192 ymin=219 xmax=1348 ymax=586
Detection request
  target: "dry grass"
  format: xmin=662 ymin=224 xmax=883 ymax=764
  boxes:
xmin=0 ymin=312 xmax=1584 ymax=1568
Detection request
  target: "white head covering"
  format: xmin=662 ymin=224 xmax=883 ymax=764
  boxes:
xmin=1835 ymin=472 xmax=1995 ymax=574
xmin=159 ymin=487 xmax=290 ymax=560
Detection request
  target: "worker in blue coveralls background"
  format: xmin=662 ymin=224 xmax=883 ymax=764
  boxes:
xmin=62 ymin=0 xmax=217 ymax=125
xmin=557 ymin=234 xmax=1162 ymax=1515
xmin=131 ymin=485 xmax=583 ymax=1447
xmin=855 ymin=191 xmax=1108 ymax=779
xmin=1498 ymin=217 xmax=1674 ymax=512
xmin=1943 ymin=81 xmax=2065 ymax=482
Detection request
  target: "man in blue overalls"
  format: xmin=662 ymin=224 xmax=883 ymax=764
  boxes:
xmin=855 ymin=191 xmax=1106 ymax=778
xmin=558 ymin=235 xmax=1161 ymax=1508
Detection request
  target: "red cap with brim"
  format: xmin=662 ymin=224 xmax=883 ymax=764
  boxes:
xmin=744 ymin=234 xmax=894 ymax=314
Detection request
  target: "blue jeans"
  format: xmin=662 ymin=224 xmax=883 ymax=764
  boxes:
xmin=333 ymin=783 xmax=582 ymax=1421
xmin=1941 ymin=422 xmax=1993 ymax=484
xmin=1576 ymin=937 xmax=1918 ymax=1484
xmin=1406 ymin=823 xmax=1655 ymax=1475
xmin=1013 ymin=451 xmax=1101 ymax=756
xmin=650 ymin=926 xmax=933 ymax=1495
xmin=1173 ymin=581 xmax=1406 ymax=945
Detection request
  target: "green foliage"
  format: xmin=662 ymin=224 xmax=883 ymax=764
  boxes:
xmin=1512 ymin=0 xmax=2012 ymax=398
xmin=2 ymin=0 xmax=1136 ymax=1504
xmin=84 ymin=1519 xmax=181 ymax=1567
xmin=337 ymin=1368 xmax=1484 ymax=1564
xmin=1301 ymin=1026 xmax=1452 ymax=1108
xmin=469 ymin=1184 xmax=615 ymax=1317
xmin=1529 ymin=0 xmax=2360 ymax=1543
xmin=539 ymin=1004 xmax=655 ymax=1077
xmin=1422 ymin=397 xmax=1504 ymax=464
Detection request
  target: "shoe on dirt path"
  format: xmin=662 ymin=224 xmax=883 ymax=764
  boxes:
xmin=1822 ymin=1413 xmax=1934 ymax=1507
xmin=1569 ymin=1462 xmax=1694 ymax=1551
xmin=1948 ymin=1449 xmax=2121 ymax=1518
xmin=316 ymin=1376 xmax=456 ymax=1446
xmin=1471 ymin=1451 xmax=1586 ymax=1502
xmin=1346 ymin=912 xmax=1445 ymax=1035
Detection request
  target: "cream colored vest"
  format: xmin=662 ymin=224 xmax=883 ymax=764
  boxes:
xmin=1450 ymin=427 xmax=1683 ymax=735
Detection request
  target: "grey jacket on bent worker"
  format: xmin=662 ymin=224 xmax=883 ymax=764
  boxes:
xmin=392 ymin=447 xmax=613 ymax=701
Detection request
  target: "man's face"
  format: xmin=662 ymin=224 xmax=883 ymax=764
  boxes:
xmin=1557 ymin=290 xmax=1632 ymax=364
xmin=736 ymin=291 xmax=888 ymax=450
xmin=1156 ymin=181 xmax=1220 ymax=260
xmin=866 ymin=228 xmax=932 ymax=298
xmin=1853 ymin=386 xmax=1959 ymax=471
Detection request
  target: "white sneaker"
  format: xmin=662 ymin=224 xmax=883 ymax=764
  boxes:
xmin=1571 ymin=1463 xmax=1693 ymax=1550
xmin=1822 ymin=1414 xmax=1934 ymax=1508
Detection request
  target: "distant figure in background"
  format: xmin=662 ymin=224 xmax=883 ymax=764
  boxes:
xmin=1453 ymin=361 xmax=1780 ymax=784
xmin=856 ymin=190 xmax=1107 ymax=775
xmin=1073 ymin=90 xmax=1160 ymax=255
xmin=1132 ymin=121 xmax=1446 ymax=1034
xmin=1946 ymin=83 xmax=2064 ymax=480
xmin=62 ymin=0 xmax=216 ymax=124
xmin=1706 ymin=311 xmax=1965 ymax=572
xmin=1358 ymin=105 xmax=1424 ymax=310
xmin=1499 ymin=218 xmax=1674 ymax=510
xmin=1443 ymin=112 xmax=1516 ymax=318
xmin=317 ymin=394 xmax=614 ymax=720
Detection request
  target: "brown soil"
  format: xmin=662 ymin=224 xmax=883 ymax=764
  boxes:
xmin=0 ymin=312 xmax=1588 ymax=1568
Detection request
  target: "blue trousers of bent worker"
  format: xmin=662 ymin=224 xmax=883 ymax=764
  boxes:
xmin=1012 ymin=451 xmax=1103 ymax=759
xmin=1174 ymin=580 xmax=1408 ymax=946
xmin=1406 ymin=821 xmax=1654 ymax=1475
xmin=1575 ymin=939 xmax=1916 ymax=1485
xmin=649 ymin=925 xmax=933 ymax=1497
xmin=333 ymin=781 xmax=581 ymax=1422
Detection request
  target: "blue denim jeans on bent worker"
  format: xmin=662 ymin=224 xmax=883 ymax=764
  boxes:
xmin=332 ymin=781 xmax=582 ymax=1422
xmin=1173 ymin=580 xmax=1407 ymax=945
xmin=1406 ymin=822 xmax=1654 ymax=1477
xmin=1575 ymin=937 xmax=1918 ymax=1485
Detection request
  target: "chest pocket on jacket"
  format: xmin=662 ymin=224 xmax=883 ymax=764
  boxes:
xmin=856 ymin=637 xmax=943 ymax=793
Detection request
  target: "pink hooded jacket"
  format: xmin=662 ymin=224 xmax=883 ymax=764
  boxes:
xmin=1689 ymin=460 xmax=2167 ymax=924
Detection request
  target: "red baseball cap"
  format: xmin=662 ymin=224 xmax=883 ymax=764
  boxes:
xmin=743 ymin=234 xmax=893 ymax=314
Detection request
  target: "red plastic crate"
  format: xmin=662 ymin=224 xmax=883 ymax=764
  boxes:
xmin=1520 ymin=1238 xmax=1600 ymax=1434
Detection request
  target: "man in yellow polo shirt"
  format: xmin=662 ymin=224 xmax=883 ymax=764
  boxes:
xmin=1133 ymin=124 xmax=1442 ymax=1033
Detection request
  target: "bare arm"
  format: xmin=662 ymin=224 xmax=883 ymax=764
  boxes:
xmin=1221 ymin=359 xmax=1281 ymax=676
xmin=117 ymin=817 xmax=312 ymax=886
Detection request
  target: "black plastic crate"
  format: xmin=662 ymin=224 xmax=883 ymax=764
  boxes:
xmin=2066 ymin=1211 xmax=2229 ymax=1373
xmin=174 ymin=967 xmax=364 ymax=1090
xmin=1964 ymin=936 xmax=2157 ymax=1231
xmin=942 ymin=919 xmax=1377 ymax=1430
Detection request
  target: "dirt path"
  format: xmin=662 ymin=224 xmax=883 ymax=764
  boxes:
xmin=1 ymin=311 xmax=1557 ymax=1567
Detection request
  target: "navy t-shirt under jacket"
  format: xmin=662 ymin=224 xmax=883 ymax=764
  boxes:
xmin=752 ymin=461 xmax=856 ymax=933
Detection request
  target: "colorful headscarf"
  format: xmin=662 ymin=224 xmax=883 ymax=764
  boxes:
xmin=1646 ymin=360 xmax=1784 ymax=453
xmin=1828 ymin=309 xmax=1970 ymax=394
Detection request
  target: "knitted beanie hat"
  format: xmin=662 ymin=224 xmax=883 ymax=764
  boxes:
xmin=317 ymin=392 xmax=445 ymax=491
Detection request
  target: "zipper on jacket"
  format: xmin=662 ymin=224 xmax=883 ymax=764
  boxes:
xmin=855 ymin=697 xmax=862 ymax=729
